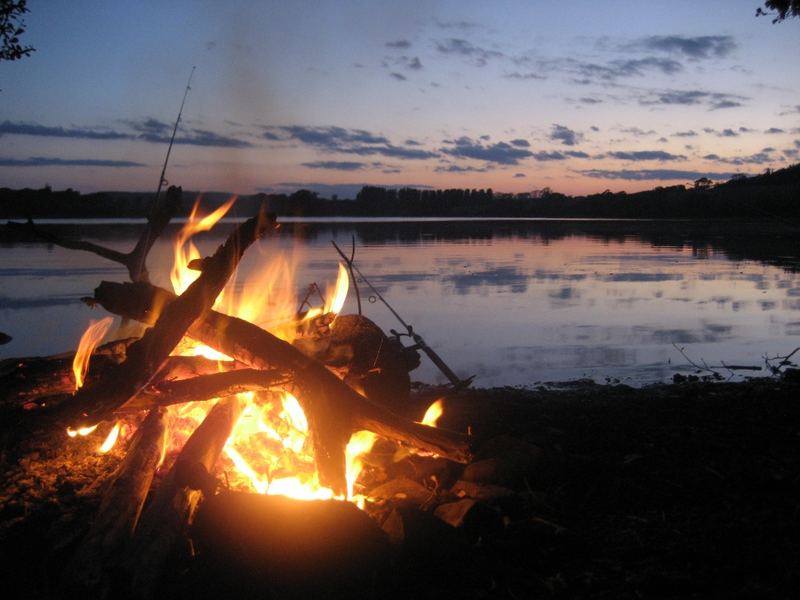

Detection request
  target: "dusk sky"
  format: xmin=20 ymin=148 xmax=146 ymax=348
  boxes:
xmin=1 ymin=0 xmax=799 ymax=197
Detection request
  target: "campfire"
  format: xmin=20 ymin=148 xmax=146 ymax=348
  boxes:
xmin=4 ymin=187 xmax=473 ymax=598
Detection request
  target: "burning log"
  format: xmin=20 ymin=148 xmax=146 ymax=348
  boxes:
xmin=6 ymin=185 xmax=182 ymax=283
xmin=124 ymin=395 xmax=244 ymax=599
xmin=119 ymin=368 xmax=289 ymax=412
xmin=64 ymin=408 xmax=167 ymax=595
xmin=294 ymin=313 xmax=420 ymax=404
xmin=0 ymin=338 xmax=135 ymax=409
xmin=63 ymin=210 xmax=277 ymax=429
xmin=90 ymin=280 xmax=472 ymax=495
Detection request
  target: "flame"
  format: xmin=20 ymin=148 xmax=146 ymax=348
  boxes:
xmin=98 ymin=422 xmax=121 ymax=453
xmin=170 ymin=195 xmax=236 ymax=295
xmin=326 ymin=263 xmax=349 ymax=315
xmin=421 ymin=399 xmax=445 ymax=427
xmin=72 ymin=317 xmax=114 ymax=390
xmin=90 ymin=200 xmax=376 ymax=506
xmin=346 ymin=430 xmax=378 ymax=508
xmin=67 ymin=424 xmax=98 ymax=438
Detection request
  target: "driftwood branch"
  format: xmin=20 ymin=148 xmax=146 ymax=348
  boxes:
xmin=91 ymin=280 xmax=471 ymax=494
xmin=672 ymin=343 xmax=761 ymax=380
xmin=119 ymin=368 xmax=289 ymax=412
xmin=7 ymin=186 xmax=183 ymax=283
xmin=63 ymin=210 xmax=277 ymax=428
xmin=764 ymin=346 xmax=800 ymax=375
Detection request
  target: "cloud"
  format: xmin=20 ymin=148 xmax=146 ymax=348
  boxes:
xmin=703 ymin=151 xmax=774 ymax=165
xmin=779 ymin=104 xmax=800 ymax=116
xmin=264 ymin=125 xmax=437 ymax=160
xmin=504 ymin=71 xmax=547 ymax=80
xmin=638 ymin=89 xmax=747 ymax=110
xmin=509 ymin=138 xmax=530 ymax=147
xmin=435 ymin=20 xmax=480 ymax=30
xmin=435 ymin=38 xmax=503 ymax=66
xmin=720 ymin=128 xmax=739 ymax=137
xmin=620 ymin=127 xmax=657 ymax=137
xmin=672 ymin=130 xmax=698 ymax=137
xmin=549 ymin=124 xmax=582 ymax=146
xmin=441 ymin=136 xmax=532 ymax=165
xmin=434 ymin=164 xmax=488 ymax=173
xmin=127 ymin=118 xmax=254 ymax=148
xmin=579 ymin=168 xmax=744 ymax=181
xmin=390 ymin=72 xmax=407 ymax=81
xmin=386 ymin=39 xmax=411 ymax=49
xmin=765 ymin=127 xmax=786 ymax=134
xmin=301 ymin=161 xmax=367 ymax=171
xmin=579 ymin=97 xmax=603 ymax=104
xmin=532 ymin=151 xmax=568 ymax=161
xmin=565 ymin=150 xmax=590 ymax=158
xmin=513 ymin=173 xmax=526 ymax=178
xmin=0 ymin=120 xmax=131 ymax=140
xmin=575 ymin=56 xmax=683 ymax=81
xmin=607 ymin=150 xmax=686 ymax=161
xmin=0 ymin=156 xmax=145 ymax=167
xmin=630 ymin=35 xmax=737 ymax=59
xmin=382 ymin=55 xmax=423 ymax=72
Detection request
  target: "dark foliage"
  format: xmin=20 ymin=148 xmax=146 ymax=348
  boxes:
xmin=756 ymin=0 xmax=800 ymax=21
xmin=0 ymin=0 xmax=34 ymax=62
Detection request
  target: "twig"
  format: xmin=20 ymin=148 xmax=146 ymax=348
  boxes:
xmin=332 ymin=236 xmax=362 ymax=315
xmin=672 ymin=344 xmax=762 ymax=380
xmin=764 ymin=346 xmax=800 ymax=375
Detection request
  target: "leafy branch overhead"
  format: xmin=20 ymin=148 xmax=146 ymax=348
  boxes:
xmin=0 ymin=0 xmax=34 ymax=61
xmin=756 ymin=0 xmax=800 ymax=22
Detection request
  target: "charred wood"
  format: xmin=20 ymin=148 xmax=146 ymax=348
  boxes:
xmin=63 ymin=211 xmax=277 ymax=429
xmin=124 ymin=396 xmax=244 ymax=599
xmin=119 ymin=368 xmax=289 ymax=412
xmin=91 ymin=280 xmax=472 ymax=495
xmin=0 ymin=338 xmax=135 ymax=407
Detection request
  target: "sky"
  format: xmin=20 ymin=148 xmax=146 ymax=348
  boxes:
xmin=1 ymin=0 xmax=799 ymax=197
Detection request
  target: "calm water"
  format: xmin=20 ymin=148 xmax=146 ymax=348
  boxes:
xmin=2 ymin=218 xmax=799 ymax=387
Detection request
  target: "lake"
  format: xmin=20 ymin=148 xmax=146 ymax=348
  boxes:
xmin=2 ymin=217 xmax=799 ymax=387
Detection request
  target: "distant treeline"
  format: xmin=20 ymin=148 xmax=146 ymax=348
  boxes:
xmin=2 ymin=163 xmax=799 ymax=220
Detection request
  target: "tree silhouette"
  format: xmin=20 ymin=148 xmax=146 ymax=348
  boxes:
xmin=756 ymin=0 xmax=800 ymax=22
xmin=1 ymin=0 xmax=33 ymax=61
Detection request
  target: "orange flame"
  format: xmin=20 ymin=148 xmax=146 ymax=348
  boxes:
xmin=326 ymin=263 xmax=350 ymax=315
xmin=98 ymin=422 xmax=121 ymax=453
xmin=153 ymin=204 xmax=377 ymax=506
xmin=170 ymin=195 xmax=236 ymax=295
xmin=346 ymin=430 xmax=378 ymax=507
xmin=67 ymin=424 xmax=98 ymax=438
xmin=421 ymin=399 xmax=445 ymax=427
xmin=72 ymin=317 xmax=114 ymax=390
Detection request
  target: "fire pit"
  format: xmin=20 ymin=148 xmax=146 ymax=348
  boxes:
xmin=2 ymin=188 xmax=475 ymax=598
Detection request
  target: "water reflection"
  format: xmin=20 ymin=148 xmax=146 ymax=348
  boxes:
xmin=1 ymin=218 xmax=799 ymax=387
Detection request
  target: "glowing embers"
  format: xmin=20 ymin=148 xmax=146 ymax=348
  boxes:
xmin=158 ymin=390 xmax=376 ymax=505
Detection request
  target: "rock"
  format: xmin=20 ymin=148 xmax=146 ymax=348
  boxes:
xmin=462 ymin=435 xmax=548 ymax=487
xmin=368 ymin=476 xmax=432 ymax=507
xmin=450 ymin=479 xmax=515 ymax=501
